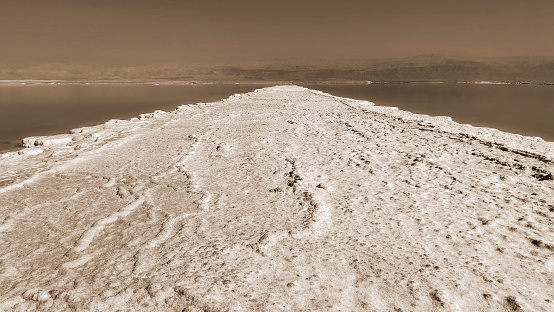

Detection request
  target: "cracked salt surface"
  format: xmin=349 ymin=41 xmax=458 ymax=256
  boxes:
xmin=0 ymin=86 xmax=553 ymax=311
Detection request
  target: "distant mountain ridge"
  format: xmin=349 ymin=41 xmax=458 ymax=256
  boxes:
xmin=2 ymin=55 xmax=554 ymax=83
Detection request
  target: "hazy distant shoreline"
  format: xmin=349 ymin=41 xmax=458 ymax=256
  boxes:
xmin=2 ymin=80 xmax=554 ymax=86
xmin=3 ymin=55 xmax=554 ymax=85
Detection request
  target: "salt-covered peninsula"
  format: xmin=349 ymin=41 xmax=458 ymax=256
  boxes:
xmin=1 ymin=86 xmax=553 ymax=311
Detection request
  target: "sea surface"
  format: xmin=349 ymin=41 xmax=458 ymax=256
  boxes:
xmin=310 ymin=83 xmax=554 ymax=142
xmin=1 ymin=83 xmax=553 ymax=153
xmin=0 ymin=84 xmax=259 ymax=152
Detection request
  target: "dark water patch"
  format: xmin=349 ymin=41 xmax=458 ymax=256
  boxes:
xmin=309 ymin=84 xmax=554 ymax=142
xmin=0 ymin=84 xmax=259 ymax=152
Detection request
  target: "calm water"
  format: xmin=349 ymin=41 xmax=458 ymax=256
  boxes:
xmin=1 ymin=83 xmax=553 ymax=153
xmin=0 ymin=84 xmax=259 ymax=152
xmin=310 ymin=84 xmax=554 ymax=142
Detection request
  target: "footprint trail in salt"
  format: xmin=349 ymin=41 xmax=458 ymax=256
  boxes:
xmin=0 ymin=86 xmax=553 ymax=311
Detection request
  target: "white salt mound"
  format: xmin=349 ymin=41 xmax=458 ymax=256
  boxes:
xmin=0 ymin=86 xmax=553 ymax=312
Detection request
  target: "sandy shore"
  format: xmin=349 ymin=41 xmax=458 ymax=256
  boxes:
xmin=1 ymin=86 xmax=553 ymax=311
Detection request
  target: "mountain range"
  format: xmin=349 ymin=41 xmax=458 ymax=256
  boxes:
xmin=2 ymin=55 xmax=554 ymax=83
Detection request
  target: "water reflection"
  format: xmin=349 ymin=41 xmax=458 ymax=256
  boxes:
xmin=310 ymin=84 xmax=554 ymax=142
xmin=0 ymin=84 xmax=259 ymax=152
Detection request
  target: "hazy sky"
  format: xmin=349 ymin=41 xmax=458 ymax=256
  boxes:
xmin=2 ymin=0 xmax=554 ymax=66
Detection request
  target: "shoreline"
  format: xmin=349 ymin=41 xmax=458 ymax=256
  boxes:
xmin=0 ymin=86 xmax=553 ymax=311
xmin=0 ymin=84 xmax=262 ymax=154
xmin=2 ymin=79 xmax=554 ymax=86
xmin=2 ymin=84 xmax=553 ymax=156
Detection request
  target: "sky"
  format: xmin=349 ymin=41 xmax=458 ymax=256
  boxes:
xmin=1 ymin=0 xmax=554 ymax=66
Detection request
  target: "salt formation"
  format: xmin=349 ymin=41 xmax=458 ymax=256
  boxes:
xmin=0 ymin=86 xmax=553 ymax=311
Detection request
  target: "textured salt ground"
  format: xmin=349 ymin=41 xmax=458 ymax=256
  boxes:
xmin=0 ymin=86 xmax=553 ymax=311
